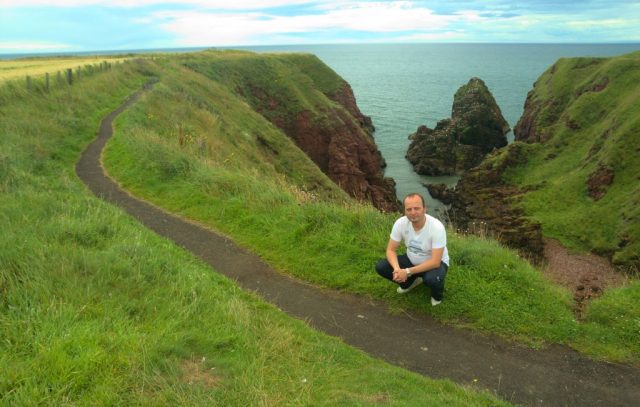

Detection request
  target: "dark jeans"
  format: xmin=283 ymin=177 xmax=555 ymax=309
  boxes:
xmin=375 ymin=254 xmax=448 ymax=301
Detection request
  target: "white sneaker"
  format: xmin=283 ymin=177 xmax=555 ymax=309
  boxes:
xmin=397 ymin=277 xmax=423 ymax=294
xmin=431 ymin=297 xmax=442 ymax=306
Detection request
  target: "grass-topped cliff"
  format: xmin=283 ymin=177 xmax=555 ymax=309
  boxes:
xmin=179 ymin=50 xmax=398 ymax=211
xmin=510 ymin=51 xmax=640 ymax=270
xmin=101 ymin=51 xmax=637 ymax=363
xmin=0 ymin=56 xmax=507 ymax=405
xmin=1 ymin=50 xmax=639 ymax=404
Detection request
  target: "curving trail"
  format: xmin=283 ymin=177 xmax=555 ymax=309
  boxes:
xmin=76 ymin=85 xmax=640 ymax=407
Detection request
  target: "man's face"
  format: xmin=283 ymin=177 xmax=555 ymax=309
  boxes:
xmin=404 ymin=196 xmax=426 ymax=223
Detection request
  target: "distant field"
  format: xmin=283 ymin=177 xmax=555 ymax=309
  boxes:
xmin=0 ymin=56 xmax=133 ymax=82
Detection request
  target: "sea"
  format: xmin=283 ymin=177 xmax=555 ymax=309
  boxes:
xmin=5 ymin=43 xmax=640 ymax=215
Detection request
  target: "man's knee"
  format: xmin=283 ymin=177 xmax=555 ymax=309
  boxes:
xmin=375 ymin=259 xmax=392 ymax=277
xmin=423 ymin=264 xmax=447 ymax=286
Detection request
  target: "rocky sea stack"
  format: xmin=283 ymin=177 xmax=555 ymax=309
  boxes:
xmin=448 ymin=52 xmax=640 ymax=269
xmin=406 ymin=77 xmax=510 ymax=175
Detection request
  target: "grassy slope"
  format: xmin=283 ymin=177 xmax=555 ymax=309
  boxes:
xmin=506 ymin=52 xmax=640 ymax=269
xmin=502 ymin=52 xmax=640 ymax=362
xmin=0 ymin=60 xmax=506 ymax=405
xmin=120 ymin=55 xmax=348 ymax=203
xmin=180 ymin=50 xmax=343 ymax=119
xmin=102 ymin=51 xmax=638 ymax=364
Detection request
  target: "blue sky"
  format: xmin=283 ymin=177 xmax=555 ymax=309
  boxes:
xmin=1 ymin=1 xmax=639 ymax=54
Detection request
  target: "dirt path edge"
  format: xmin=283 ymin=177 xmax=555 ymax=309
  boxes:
xmin=76 ymin=84 xmax=640 ymax=407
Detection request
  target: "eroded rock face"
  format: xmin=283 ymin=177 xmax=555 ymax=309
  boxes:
xmin=406 ymin=77 xmax=509 ymax=175
xmin=287 ymin=107 xmax=398 ymax=212
xmin=424 ymin=183 xmax=454 ymax=205
xmin=587 ymin=164 xmax=614 ymax=200
xmin=331 ymin=82 xmax=376 ymax=136
xmin=255 ymin=81 xmax=398 ymax=212
xmin=448 ymin=143 xmax=545 ymax=262
xmin=513 ymin=89 xmax=561 ymax=144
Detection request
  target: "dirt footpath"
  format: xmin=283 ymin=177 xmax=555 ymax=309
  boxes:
xmin=76 ymin=85 xmax=640 ymax=407
xmin=543 ymin=238 xmax=629 ymax=319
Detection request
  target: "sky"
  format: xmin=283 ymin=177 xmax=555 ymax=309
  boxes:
xmin=1 ymin=0 xmax=640 ymax=54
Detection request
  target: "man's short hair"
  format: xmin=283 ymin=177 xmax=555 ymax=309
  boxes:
xmin=403 ymin=193 xmax=425 ymax=208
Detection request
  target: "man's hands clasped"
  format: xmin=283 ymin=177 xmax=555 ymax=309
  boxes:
xmin=392 ymin=268 xmax=410 ymax=283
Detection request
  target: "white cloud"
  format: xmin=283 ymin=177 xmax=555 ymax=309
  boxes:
xmin=0 ymin=0 xmax=316 ymax=8
xmin=2 ymin=0 xmax=639 ymax=49
xmin=155 ymin=2 xmax=465 ymax=46
xmin=0 ymin=41 xmax=71 ymax=50
xmin=566 ymin=18 xmax=634 ymax=29
xmin=453 ymin=10 xmax=485 ymax=23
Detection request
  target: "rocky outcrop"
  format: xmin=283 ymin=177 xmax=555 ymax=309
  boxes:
xmin=423 ymin=183 xmax=454 ymax=205
xmin=251 ymin=80 xmax=398 ymax=212
xmin=406 ymin=77 xmax=509 ymax=175
xmin=448 ymin=143 xmax=545 ymax=261
xmin=284 ymin=106 xmax=398 ymax=212
xmin=450 ymin=53 xmax=640 ymax=270
xmin=331 ymin=82 xmax=376 ymax=136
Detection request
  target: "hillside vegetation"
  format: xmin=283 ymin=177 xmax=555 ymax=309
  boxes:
xmin=178 ymin=50 xmax=398 ymax=211
xmin=510 ymin=51 xmax=640 ymax=270
xmin=0 ymin=57 xmax=506 ymax=405
xmin=102 ymin=51 xmax=638 ymax=364
xmin=2 ymin=50 xmax=639 ymax=404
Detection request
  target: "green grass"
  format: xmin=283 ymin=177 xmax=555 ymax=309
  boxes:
xmin=102 ymin=51 xmax=639 ymax=364
xmin=0 ymin=55 xmax=508 ymax=405
xmin=507 ymin=52 xmax=640 ymax=268
xmin=180 ymin=51 xmax=358 ymax=133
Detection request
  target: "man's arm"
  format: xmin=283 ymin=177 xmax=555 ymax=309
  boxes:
xmin=395 ymin=248 xmax=444 ymax=283
xmin=387 ymin=239 xmax=407 ymax=284
xmin=386 ymin=238 xmax=401 ymax=271
xmin=407 ymin=248 xmax=444 ymax=275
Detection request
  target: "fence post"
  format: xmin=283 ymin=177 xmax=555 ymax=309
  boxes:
xmin=67 ymin=68 xmax=73 ymax=85
xmin=45 ymin=72 xmax=50 ymax=92
xmin=76 ymin=66 xmax=81 ymax=80
xmin=26 ymin=75 xmax=32 ymax=91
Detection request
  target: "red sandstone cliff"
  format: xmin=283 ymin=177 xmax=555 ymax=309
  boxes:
xmin=252 ymin=81 xmax=398 ymax=212
xmin=287 ymin=103 xmax=397 ymax=212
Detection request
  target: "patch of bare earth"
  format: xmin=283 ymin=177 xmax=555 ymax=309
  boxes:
xmin=180 ymin=359 xmax=220 ymax=389
xmin=362 ymin=393 xmax=390 ymax=404
xmin=542 ymin=238 xmax=629 ymax=318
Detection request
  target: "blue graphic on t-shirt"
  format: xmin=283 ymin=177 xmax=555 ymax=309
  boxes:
xmin=408 ymin=238 xmax=423 ymax=255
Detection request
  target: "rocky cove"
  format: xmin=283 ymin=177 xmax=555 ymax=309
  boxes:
xmin=216 ymin=49 xmax=637 ymax=274
xmin=401 ymin=77 xmax=547 ymax=260
xmin=401 ymin=52 xmax=640 ymax=274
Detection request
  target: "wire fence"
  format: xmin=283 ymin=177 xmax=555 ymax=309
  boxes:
xmin=19 ymin=60 xmax=120 ymax=93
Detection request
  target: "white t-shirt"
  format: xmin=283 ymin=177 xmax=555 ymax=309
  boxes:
xmin=390 ymin=214 xmax=449 ymax=267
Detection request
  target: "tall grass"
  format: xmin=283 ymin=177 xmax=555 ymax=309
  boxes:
xmin=0 ymin=55 xmax=132 ymax=82
xmin=102 ymin=52 xmax=639 ymax=364
xmin=1 ymin=56 xmax=507 ymax=405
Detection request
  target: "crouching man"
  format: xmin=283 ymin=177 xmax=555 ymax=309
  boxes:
xmin=375 ymin=193 xmax=449 ymax=306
